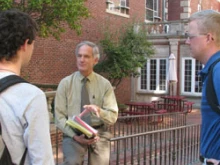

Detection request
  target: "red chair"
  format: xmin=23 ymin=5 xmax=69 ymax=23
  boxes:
xmin=155 ymin=109 xmax=167 ymax=123
xmin=151 ymin=100 xmax=167 ymax=123
xmin=184 ymin=101 xmax=195 ymax=113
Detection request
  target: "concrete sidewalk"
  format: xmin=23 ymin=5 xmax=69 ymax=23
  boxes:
xmin=186 ymin=109 xmax=201 ymax=125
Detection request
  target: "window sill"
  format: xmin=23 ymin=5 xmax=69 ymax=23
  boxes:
xmin=181 ymin=92 xmax=202 ymax=97
xmin=137 ymin=90 xmax=167 ymax=95
xmin=106 ymin=0 xmax=114 ymax=4
xmin=115 ymin=6 xmax=130 ymax=10
xmin=106 ymin=9 xmax=130 ymax=18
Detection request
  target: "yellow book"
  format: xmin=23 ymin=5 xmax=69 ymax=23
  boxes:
xmin=74 ymin=116 xmax=98 ymax=135
xmin=66 ymin=120 xmax=94 ymax=138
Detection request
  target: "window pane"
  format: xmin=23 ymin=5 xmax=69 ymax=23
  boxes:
xmin=120 ymin=0 xmax=126 ymax=6
xmin=154 ymin=0 xmax=157 ymax=11
xmin=146 ymin=9 xmax=154 ymax=21
xmin=150 ymin=59 xmax=156 ymax=90
xmin=146 ymin=0 xmax=154 ymax=21
xmin=159 ymin=59 xmax=166 ymax=90
xmin=126 ymin=0 xmax=129 ymax=7
xmin=184 ymin=60 xmax=192 ymax=92
xmin=140 ymin=63 xmax=147 ymax=89
xmin=194 ymin=60 xmax=203 ymax=93
xmin=146 ymin=0 xmax=153 ymax=9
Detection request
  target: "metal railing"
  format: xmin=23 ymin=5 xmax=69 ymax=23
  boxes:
xmin=110 ymin=124 xmax=200 ymax=165
xmin=51 ymin=113 xmax=196 ymax=165
xmin=111 ymin=112 xmax=187 ymax=137
xmin=144 ymin=20 xmax=188 ymax=37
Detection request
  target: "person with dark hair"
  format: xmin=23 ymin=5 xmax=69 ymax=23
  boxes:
xmin=0 ymin=9 xmax=54 ymax=164
xmin=55 ymin=41 xmax=118 ymax=165
xmin=186 ymin=10 xmax=220 ymax=165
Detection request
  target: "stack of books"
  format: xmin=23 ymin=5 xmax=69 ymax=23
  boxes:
xmin=66 ymin=116 xmax=98 ymax=139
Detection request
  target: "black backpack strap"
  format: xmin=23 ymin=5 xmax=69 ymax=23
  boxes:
xmin=0 ymin=75 xmax=28 ymax=93
xmin=19 ymin=148 xmax=27 ymax=165
xmin=0 ymin=75 xmax=28 ymax=164
xmin=206 ymin=58 xmax=220 ymax=115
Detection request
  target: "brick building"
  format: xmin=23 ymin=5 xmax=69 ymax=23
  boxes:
xmin=168 ymin=0 xmax=220 ymax=20
xmin=22 ymin=0 xmax=220 ymax=105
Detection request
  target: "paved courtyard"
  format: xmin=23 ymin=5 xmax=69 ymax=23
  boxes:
xmin=186 ymin=109 xmax=201 ymax=125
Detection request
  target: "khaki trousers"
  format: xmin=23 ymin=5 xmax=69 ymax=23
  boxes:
xmin=62 ymin=131 xmax=111 ymax=165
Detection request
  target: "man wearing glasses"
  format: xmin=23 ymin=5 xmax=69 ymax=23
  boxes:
xmin=186 ymin=10 xmax=220 ymax=165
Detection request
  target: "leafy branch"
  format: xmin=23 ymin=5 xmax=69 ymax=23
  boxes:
xmin=0 ymin=0 xmax=90 ymax=39
xmin=94 ymin=22 xmax=155 ymax=87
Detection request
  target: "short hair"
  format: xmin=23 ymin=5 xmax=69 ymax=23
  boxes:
xmin=0 ymin=9 xmax=38 ymax=61
xmin=189 ymin=9 xmax=220 ymax=45
xmin=75 ymin=41 xmax=100 ymax=60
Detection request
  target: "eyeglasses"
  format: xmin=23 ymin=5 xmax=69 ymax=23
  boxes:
xmin=185 ymin=32 xmax=207 ymax=40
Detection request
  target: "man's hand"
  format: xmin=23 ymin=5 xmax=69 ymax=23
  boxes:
xmin=79 ymin=105 xmax=100 ymax=117
xmin=73 ymin=134 xmax=100 ymax=145
xmin=207 ymin=158 xmax=220 ymax=165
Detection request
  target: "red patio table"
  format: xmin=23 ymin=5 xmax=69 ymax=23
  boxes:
xmin=125 ymin=102 xmax=155 ymax=115
xmin=160 ymin=95 xmax=186 ymax=112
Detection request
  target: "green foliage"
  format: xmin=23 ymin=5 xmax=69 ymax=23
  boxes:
xmin=0 ymin=0 xmax=89 ymax=39
xmin=94 ymin=22 xmax=155 ymax=87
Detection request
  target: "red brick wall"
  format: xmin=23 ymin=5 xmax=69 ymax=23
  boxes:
xmin=168 ymin=0 xmax=220 ymax=20
xmin=191 ymin=0 xmax=220 ymax=14
xmin=21 ymin=0 xmax=146 ymax=104
xmin=168 ymin=0 xmax=182 ymax=20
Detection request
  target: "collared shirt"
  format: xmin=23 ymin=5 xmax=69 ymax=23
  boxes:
xmin=200 ymin=51 xmax=220 ymax=159
xmin=0 ymin=72 xmax=54 ymax=165
xmin=55 ymin=71 xmax=118 ymax=138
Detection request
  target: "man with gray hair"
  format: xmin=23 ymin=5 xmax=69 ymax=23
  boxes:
xmin=55 ymin=41 xmax=118 ymax=164
xmin=186 ymin=10 xmax=220 ymax=165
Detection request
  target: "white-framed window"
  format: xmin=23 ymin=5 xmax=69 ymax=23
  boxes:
xmin=146 ymin=0 xmax=160 ymax=22
xmin=108 ymin=3 xmax=115 ymax=11
xmin=198 ymin=0 xmax=202 ymax=11
xmin=138 ymin=58 xmax=168 ymax=94
xmin=120 ymin=0 xmax=127 ymax=7
xmin=198 ymin=4 xmax=201 ymax=11
xmin=181 ymin=58 xmax=203 ymax=96
xmin=106 ymin=0 xmax=130 ymax=16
